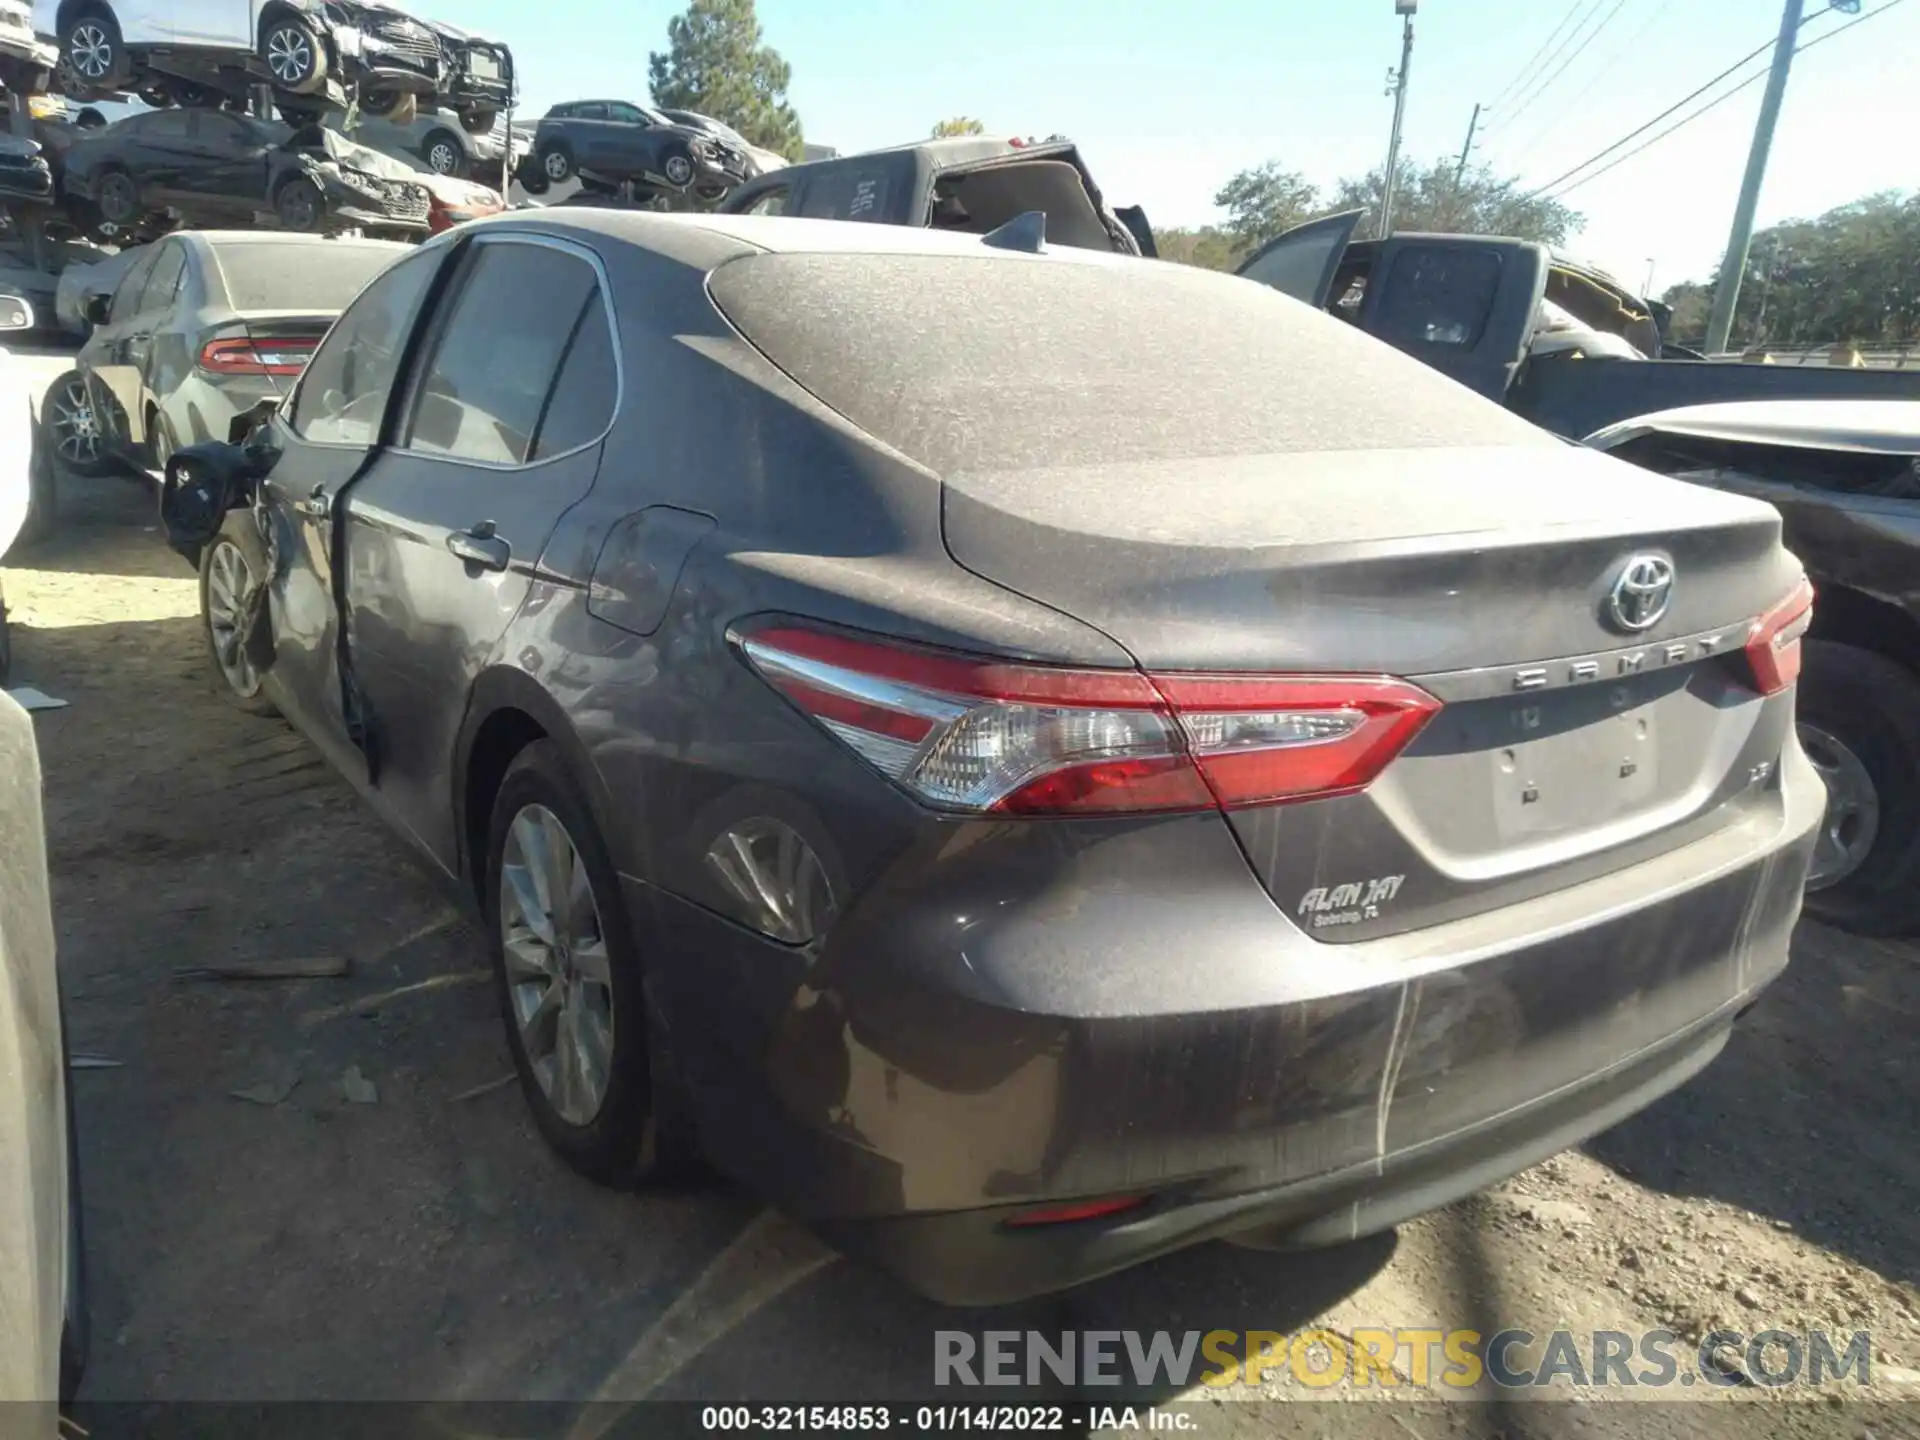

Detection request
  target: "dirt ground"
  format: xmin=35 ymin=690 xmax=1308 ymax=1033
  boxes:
xmin=6 ymin=351 xmax=1920 ymax=1430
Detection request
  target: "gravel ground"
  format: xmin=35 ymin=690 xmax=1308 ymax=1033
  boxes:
xmin=5 ymin=357 xmax=1918 ymax=1432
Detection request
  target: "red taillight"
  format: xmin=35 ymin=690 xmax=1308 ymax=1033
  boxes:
xmin=735 ymin=624 xmax=1441 ymax=817
xmin=197 ymin=337 xmax=317 ymax=376
xmin=1745 ymin=578 xmax=1814 ymax=695
xmin=1003 ymin=1194 xmax=1147 ymax=1228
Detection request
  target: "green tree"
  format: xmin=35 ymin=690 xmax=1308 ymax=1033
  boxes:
xmin=1657 ymin=281 xmax=1712 ymax=347
xmin=1713 ymin=192 xmax=1920 ymax=348
xmin=931 ymin=117 xmax=985 ymax=138
xmin=1213 ymin=162 xmax=1320 ymax=254
xmin=648 ymin=0 xmax=804 ymax=160
xmin=1330 ymin=158 xmax=1580 ymax=246
xmin=1152 ymin=226 xmax=1243 ymax=272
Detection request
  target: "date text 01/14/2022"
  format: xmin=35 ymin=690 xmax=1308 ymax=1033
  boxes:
xmin=698 ymin=1406 xmax=1197 ymax=1432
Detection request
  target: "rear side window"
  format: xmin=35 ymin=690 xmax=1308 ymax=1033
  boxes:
xmin=708 ymin=252 xmax=1547 ymax=475
xmin=742 ymin=186 xmax=788 ymax=215
xmin=107 ymin=248 xmax=160 ymax=322
xmin=1371 ymin=246 xmax=1504 ymax=349
xmin=139 ymin=243 xmax=186 ymax=313
xmin=402 ymin=241 xmax=600 ymax=465
xmin=796 ymin=165 xmax=891 ymax=222
xmin=291 ymin=247 xmax=440 ymax=446
xmin=528 ymin=300 xmax=617 ymax=460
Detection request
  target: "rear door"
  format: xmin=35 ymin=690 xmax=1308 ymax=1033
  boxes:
xmin=90 ymin=237 xmax=183 ymax=455
xmin=1355 ymin=234 xmax=1549 ymax=400
xmin=334 ymin=232 xmax=616 ymax=869
xmin=1233 ymin=209 xmax=1365 ymax=307
xmin=123 ymin=109 xmax=201 ymax=209
xmin=183 ymin=110 xmax=271 ymax=213
xmin=253 ymin=243 xmax=451 ymax=776
xmin=78 ymin=241 xmax=159 ymax=458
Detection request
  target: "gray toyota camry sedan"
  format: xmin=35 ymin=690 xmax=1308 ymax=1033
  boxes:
xmin=175 ymin=209 xmax=1822 ymax=1304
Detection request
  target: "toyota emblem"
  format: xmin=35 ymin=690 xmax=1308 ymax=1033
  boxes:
xmin=1606 ymin=553 xmax=1675 ymax=633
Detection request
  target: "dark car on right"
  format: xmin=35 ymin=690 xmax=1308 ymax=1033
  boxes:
xmin=519 ymin=98 xmax=750 ymax=200
xmin=60 ymin=108 xmax=430 ymax=238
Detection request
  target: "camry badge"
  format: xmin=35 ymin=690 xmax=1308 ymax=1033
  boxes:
xmin=1606 ymin=553 xmax=1675 ymax=633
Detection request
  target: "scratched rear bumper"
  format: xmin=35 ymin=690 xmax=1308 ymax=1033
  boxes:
xmin=640 ymin=740 xmax=1819 ymax=1305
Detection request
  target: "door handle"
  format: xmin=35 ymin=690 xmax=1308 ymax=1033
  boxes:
xmin=447 ymin=522 xmax=511 ymax=572
xmin=294 ymin=484 xmax=330 ymax=520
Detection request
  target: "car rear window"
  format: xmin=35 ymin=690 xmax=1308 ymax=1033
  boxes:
xmin=707 ymin=252 xmax=1550 ymax=475
xmin=208 ymin=241 xmax=403 ymax=312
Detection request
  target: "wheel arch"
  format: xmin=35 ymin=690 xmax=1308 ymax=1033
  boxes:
xmin=1806 ymin=579 xmax=1920 ymax=677
xmin=454 ymin=667 xmax=622 ymax=902
xmin=54 ymin=0 xmax=106 ymax=37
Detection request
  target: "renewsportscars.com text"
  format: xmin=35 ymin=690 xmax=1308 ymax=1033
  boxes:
xmin=934 ymin=1328 xmax=1875 ymax=1390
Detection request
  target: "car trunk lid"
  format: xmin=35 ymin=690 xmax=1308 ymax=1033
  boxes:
xmin=940 ymin=443 xmax=1803 ymax=936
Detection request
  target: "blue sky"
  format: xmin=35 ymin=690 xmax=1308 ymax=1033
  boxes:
xmin=447 ymin=0 xmax=1917 ymax=291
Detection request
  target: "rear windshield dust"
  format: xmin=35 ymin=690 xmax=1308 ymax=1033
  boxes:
xmin=208 ymin=241 xmax=404 ymax=312
xmin=707 ymin=251 xmax=1551 ymax=476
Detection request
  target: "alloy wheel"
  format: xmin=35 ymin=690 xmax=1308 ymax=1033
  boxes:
xmin=542 ymin=149 xmax=569 ymax=181
xmin=427 ymin=139 xmax=459 ymax=174
xmin=500 ymin=804 xmax=615 ymax=1126
xmin=204 ymin=539 xmax=261 ymax=697
xmin=1800 ymin=721 xmax=1880 ymax=891
xmin=663 ymin=154 xmax=694 ymax=186
xmin=68 ymin=23 xmax=111 ymax=81
xmin=47 ymin=376 xmax=102 ymax=468
xmin=266 ymin=27 xmax=313 ymax=86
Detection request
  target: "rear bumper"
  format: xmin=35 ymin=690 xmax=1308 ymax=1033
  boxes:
xmin=637 ymin=739 xmax=1821 ymax=1305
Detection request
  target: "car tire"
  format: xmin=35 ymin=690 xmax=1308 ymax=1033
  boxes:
xmin=93 ymin=167 xmax=138 ymax=227
xmin=199 ymin=519 xmax=277 ymax=715
xmin=485 ymin=740 xmax=704 ymax=1188
xmin=661 ymin=146 xmax=695 ymax=188
xmin=360 ymin=87 xmax=417 ymax=126
xmin=41 ymin=371 xmax=115 ymax=478
xmin=259 ymin=11 xmax=328 ymax=95
xmin=1796 ymin=639 xmax=1920 ymax=936
xmin=459 ymin=106 xmax=497 ymax=136
xmin=539 ymin=141 xmax=575 ymax=184
xmin=515 ymin=154 xmax=549 ymax=195
xmin=274 ymin=175 xmax=326 ymax=232
xmin=58 ymin=8 xmax=126 ymax=92
xmin=148 ymin=408 xmax=177 ymax=472
xmin=421 ymin=128 xmax=466 ymax=177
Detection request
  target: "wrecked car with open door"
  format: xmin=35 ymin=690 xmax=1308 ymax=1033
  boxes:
xmin=1234 ymin=210 xmax=1920 ymax=437
xmin=717 ymin=135 xmax=1144 ymax=255
xmin=158 ymin=210 xmax=1819 ymax=1306
xmin=1587 ymin=400 xmax=1920 ymax=939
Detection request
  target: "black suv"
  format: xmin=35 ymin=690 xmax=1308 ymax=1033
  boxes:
xmin=518 ymin=99 xmax=749 ymax=201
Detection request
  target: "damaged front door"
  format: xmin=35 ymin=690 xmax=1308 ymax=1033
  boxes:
xmin=1233 ymin=208 xmax=1366 ymax=308
xmin=1355 ymin=235 xmax=1548 ymax=400
xmin=251 ymin=244 xmax=447 ymax=777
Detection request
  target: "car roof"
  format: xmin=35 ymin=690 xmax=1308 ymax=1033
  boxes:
xmin=179 ymin=229 xmax=413 ymax=251
xmin=1583 ymin=399 xmax=1920 ymax=455
xmin=471 ymin=208 xmax=1134 ymax=272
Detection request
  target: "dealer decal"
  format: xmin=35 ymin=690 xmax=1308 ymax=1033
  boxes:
xmin=1297 ymin=874 xmax=1404 ymax=929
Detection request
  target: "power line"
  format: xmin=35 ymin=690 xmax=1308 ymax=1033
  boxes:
xmin=1542 ymin=0 xmax=1911 ymax=199
xmin=1496 ymin=0 xmax=1669 ymax=168
xmin=1484 ymin=0 xmax=1589 ymax=118
xmin=1520 ymin=32 xmax=1784 ymax=198
xmin=1494 ymin=0 xmax=1633 ymax=138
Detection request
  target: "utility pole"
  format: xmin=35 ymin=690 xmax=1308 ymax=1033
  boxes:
xmin=1452 ymin=102 xmax=1481 ymax=187
xmin=1377 ymin=0 xmax=1417 ymax=239
xmin=1704 ymin=0 xmax=1803 ymax=354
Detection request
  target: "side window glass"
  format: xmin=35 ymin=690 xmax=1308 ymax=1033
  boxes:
xmin=107 ymin=250 xmax=160 ymax=323
xmin=529 ymin=298 xmax=616 ymax=461
xmin=1374 ymin=247 xmax=1504 ymax=349
xmin=402 ymin=242 xmax=597 ymax=465
xmin=606 ymin=103 xmax=645 ymax=125
xmin=575 ymin=103 xmax=606 ymax=120
xmin=744 ymin=186 xmax=788 ymax=216
xmin=290 ymin=248 xmax=441 ymax=447
xmin=139 ymin=244 xmax=186 ymax=313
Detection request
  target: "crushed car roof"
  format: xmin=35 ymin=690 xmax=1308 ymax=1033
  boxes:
xmin=1584 ymin=400 xmax=1920 ymax=455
